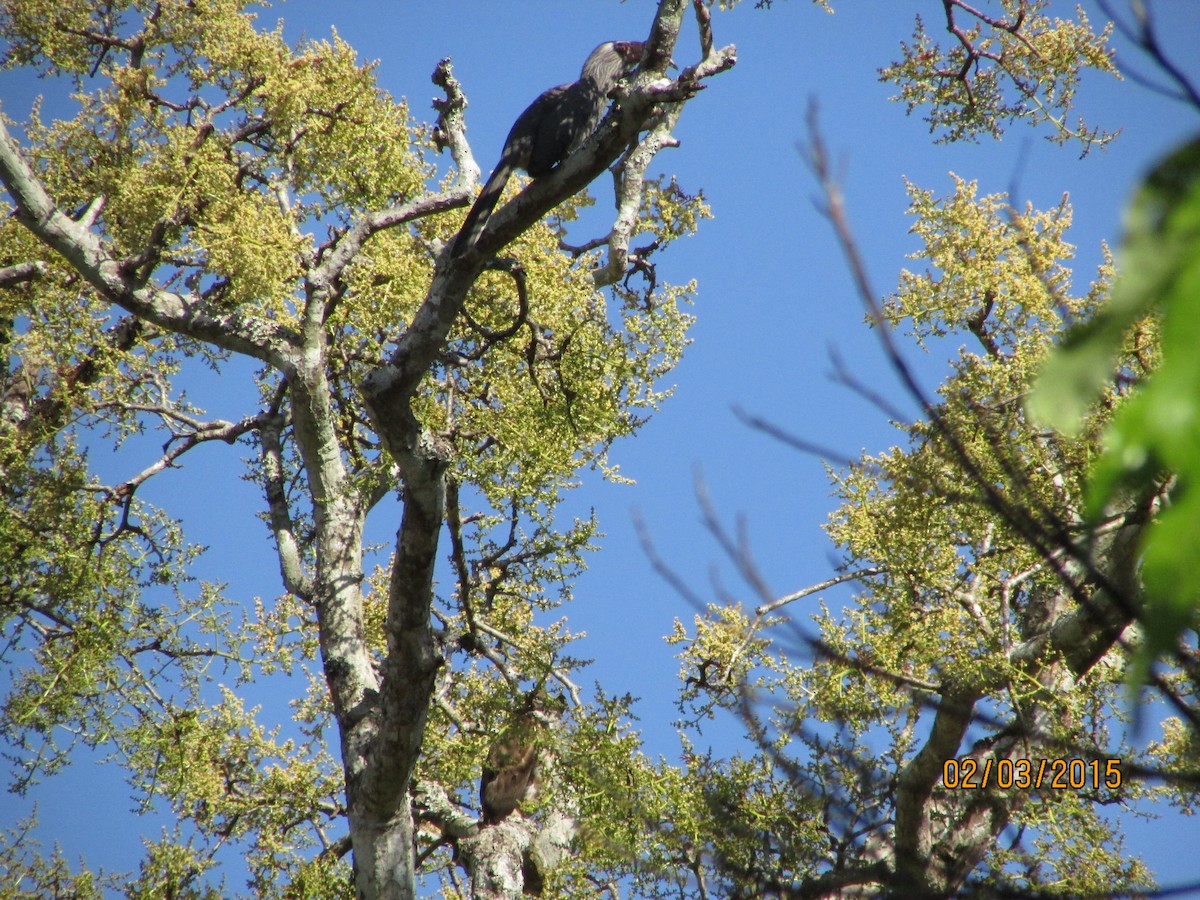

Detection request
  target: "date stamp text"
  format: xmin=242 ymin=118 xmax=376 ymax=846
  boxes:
xmin=942 ymin=757 xmax=1122 ymax=791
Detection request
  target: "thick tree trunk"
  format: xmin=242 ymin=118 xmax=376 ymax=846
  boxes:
xmin=890 ymin=489 xmax=1153 ymax=896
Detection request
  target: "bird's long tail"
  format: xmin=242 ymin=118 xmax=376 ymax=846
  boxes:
xmin=451 ymin=158 xmax=516 ymax=256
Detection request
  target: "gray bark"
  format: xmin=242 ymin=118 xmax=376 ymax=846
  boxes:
xmin=0 ymin=2 xmax=737 ymax=895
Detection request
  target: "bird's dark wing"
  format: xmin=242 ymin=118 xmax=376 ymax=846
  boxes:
xmin=524 ymin=80 xmax=603 ymax=178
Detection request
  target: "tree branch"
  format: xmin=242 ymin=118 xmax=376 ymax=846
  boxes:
xmin=0 ymin=260 xmax=44 ymax=288
xmin=0 ymin=117 xmax=299 ymax=367
xmin=260 ymin=408 xmax=314 ymax=601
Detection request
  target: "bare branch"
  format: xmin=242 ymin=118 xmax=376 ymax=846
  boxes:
xmin=431 ymin=57 xmax=481 ymax=191
xmin=0 ymin=260 xmax=44 ymax=288
xmin=1098 ymin=0 xmax=1200 ymax=109
xmin=733 ymin=405 xmax=861 ymax=469
xmin=755 ymin=567 xmax=885 ymax=618
xmin=107 ymin=412 xmax=262 ymax=499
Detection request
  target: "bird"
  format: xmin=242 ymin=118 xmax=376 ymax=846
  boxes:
xmin=451 ymin=40 xmax=645 ymax=257
xmin=480 ymin=726 xmax=539 ymax=824
xmin=479 ymin=690 xmax=566 ymax=824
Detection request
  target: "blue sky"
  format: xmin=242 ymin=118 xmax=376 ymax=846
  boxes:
xmin=3 ymin=0 xmax=1199 ymax=893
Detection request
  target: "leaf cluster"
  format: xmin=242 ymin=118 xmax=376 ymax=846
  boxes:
xmin=1032 ymin=137 xmax=1200 ymax=684
xmin=880 ymin=0 xmax=1120 ymax=151
xmin=669 ymin=176 xmax=1171 ymax=895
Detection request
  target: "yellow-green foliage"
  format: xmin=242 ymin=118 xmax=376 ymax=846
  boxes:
xmin=339 ymin=200 xmax=695 ymax=516
xmin=1032 ymin=138 xmax=1200 ymax=686
xmin=890 ymin=175 xmax=1084 ymax=348
xmin=823 ymin=180 xmax=1126 ymax=694
xmin=0 ymin=1 xmax=700 ymax=894
xmin=881 ymin=0 xmax=1119 ymax=150
xmin=666 ymin=176 xmax=1160 ymax=895
xmin=122 ymin=688 xmax=347 ymax=892
xmin=12 ymin=0 xmax=427 ymax=323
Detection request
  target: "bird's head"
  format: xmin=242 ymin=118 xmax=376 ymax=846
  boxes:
xmin=582 ymin=40 xmax=646 ymax=83
xmin=611 ymin=40 xmax=646 ymax=68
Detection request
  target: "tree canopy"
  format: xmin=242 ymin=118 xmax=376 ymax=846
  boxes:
xmin=1 ymin=1 xmax=1198 ymax=898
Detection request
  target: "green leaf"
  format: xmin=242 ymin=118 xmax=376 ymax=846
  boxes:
xmin=1125 ymin=486 xmax=1200 ymax=688
xmin=1030 ymin=137 xmax=1200 ymax=434
xmin=1084 ymin=136 xmax=1200 ymax=681
xmin=1026 ymin=304 xmax=1143 ymax=433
